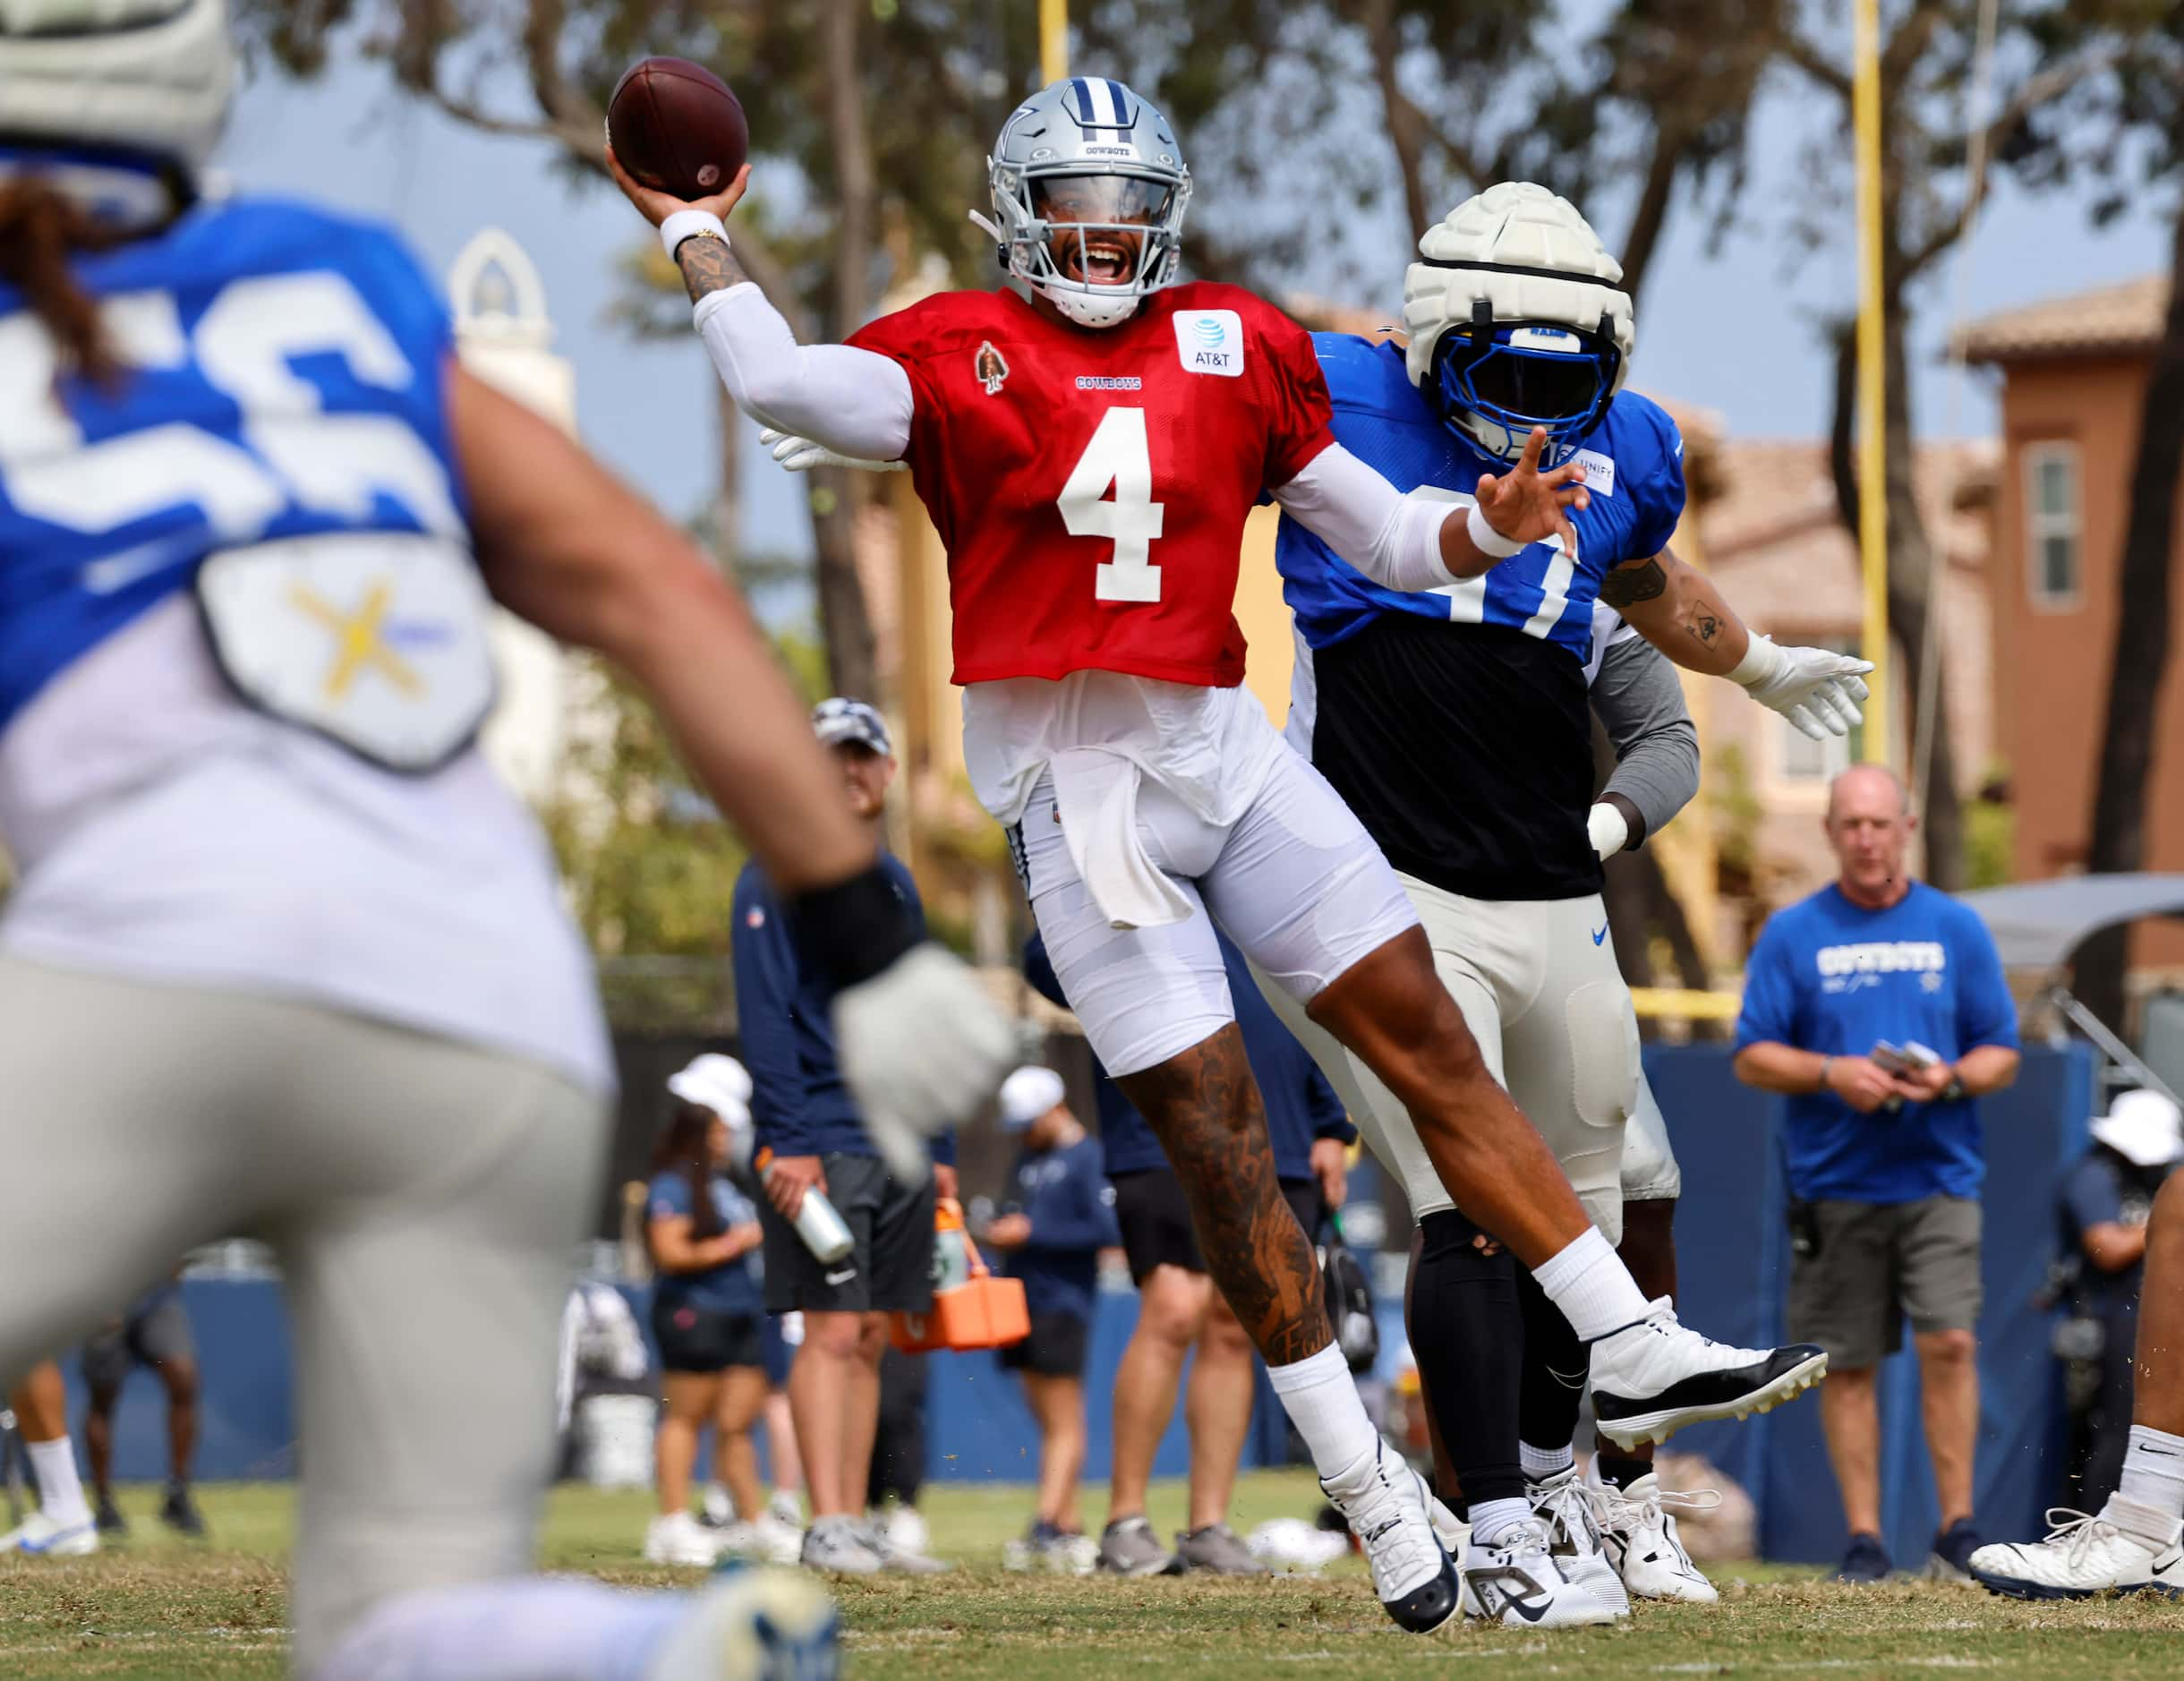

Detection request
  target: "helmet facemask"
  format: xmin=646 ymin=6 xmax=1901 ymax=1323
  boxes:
xmin=990 ymin=165 xmax=1189 ymax=329
xmin=1428 ymin=311 xmax=1622 ymax=465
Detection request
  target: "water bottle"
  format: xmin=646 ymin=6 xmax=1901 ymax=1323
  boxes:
xmin=931 ymin=1199 xmax=972 ymax=1293
xmin=766 ymin=1164 xmax=854 ymax=1264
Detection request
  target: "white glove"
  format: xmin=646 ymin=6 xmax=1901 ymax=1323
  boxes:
xmin=1587 ymin=801 xmax=1630 ymax=860
xmin=1729 ymin=636 xmax=1874 ymax=740
xmin=759 ymin=427 xmax=907 ymax=474
xmin=832 ymin=943 xmax=1013 ymax=1181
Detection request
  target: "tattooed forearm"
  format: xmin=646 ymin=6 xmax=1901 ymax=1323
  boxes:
xmin=1116 ymin=1026 xmax=1333 ymax=1365
xmin=1600 ymin=558 xmax=1668 ymax=609
xmin=676 ymin=235 xmax=749 ymax=304
xmin=1684 ymin=606 xmax=1723 ymax=645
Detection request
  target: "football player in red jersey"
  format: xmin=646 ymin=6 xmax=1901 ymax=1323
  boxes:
xmin=613 ymin=75 xmax=1824 ymax=1632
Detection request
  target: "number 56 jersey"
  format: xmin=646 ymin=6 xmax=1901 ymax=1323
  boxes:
xmin=846 ymin=281 xmax=1335 ymax=690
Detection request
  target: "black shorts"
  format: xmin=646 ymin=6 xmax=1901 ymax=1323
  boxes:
xmin=760 ymin=1152 xmax=936 ymax=1315
xmin=81 ymin=1290 xmax=194 ymax=1394
xmin=1111 ymin=1168 xmax=1327 ymax=1284
xmin=651 ymin=1297 xmax=766 ymax=1375
xmin=997 ymin=1310 xmax=1090 ymax=1378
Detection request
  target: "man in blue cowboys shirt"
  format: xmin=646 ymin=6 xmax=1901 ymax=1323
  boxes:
xmin=1262 ymin=181 xmax=1873 ymax=1622
xmin=733 ymin=696 xmax=958 ymax=1576
xmin=1736 ymin=764 xmax=2020 ymax=1583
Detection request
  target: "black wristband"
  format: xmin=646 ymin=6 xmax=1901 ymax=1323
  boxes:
xmin=790 ymin=862 xmax=919 ymax=990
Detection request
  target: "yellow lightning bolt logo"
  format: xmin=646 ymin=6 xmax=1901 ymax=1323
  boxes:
xmin=287 ymin=578 xmax=424 ymax=700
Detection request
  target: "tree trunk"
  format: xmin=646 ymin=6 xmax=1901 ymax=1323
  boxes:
xmin=2073 ymin=203 xmax=2184 ymax=1031
xmin=712 ymin=383 xmax=742 ymax=564
xmin=813 ymin=0 xmax=880 ymax=700
xmin=1362 ymin=0 xmax=1432 ymax=246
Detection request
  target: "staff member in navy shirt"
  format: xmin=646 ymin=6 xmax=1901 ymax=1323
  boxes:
xmin=733 ymin=697 xmax=956 ymax=1575
xmin=1026 ymin=926 xmax=1354 ymax=1579
xmin=1735 ymin=764 xmax=2020 ymax=1584
xmin=983 ymin=1064 xmax=1120 ymax=1571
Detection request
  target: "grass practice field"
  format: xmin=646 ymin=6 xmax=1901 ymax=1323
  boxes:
xmin=4 ymin=1472 xmax=2180 ymax=1677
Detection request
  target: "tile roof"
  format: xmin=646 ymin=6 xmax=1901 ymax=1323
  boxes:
xmin=1954 ymin=275 xmax=2168 ymax=363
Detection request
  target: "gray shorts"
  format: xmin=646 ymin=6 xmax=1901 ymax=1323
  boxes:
xmin=81 ymin=1289 xmax=195 ymax=1393
xmin=759 ymin=1152 xmax=935 ymax=1316
xmin=1787 ymin=1194 xmax=1984 ymax=1370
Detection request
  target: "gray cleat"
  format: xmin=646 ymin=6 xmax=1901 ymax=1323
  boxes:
xmin=1174 ymin=1523 xmax=1268 ymax=1575
xmin=799 ymin=1514 xmax=883 ymax=1574
xmin=1097 ymin=1515 xmax=1182 ymax=1576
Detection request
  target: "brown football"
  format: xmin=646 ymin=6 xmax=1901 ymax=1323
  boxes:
xmin=606 ymin=57 xmax=749 ymax=201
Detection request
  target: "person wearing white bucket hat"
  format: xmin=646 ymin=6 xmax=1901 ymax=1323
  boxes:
xmin=985 ymin=1065 xmax=1117 ymax=1573
xmin=2051 ymin=1089 xmax=2183 ymax=1511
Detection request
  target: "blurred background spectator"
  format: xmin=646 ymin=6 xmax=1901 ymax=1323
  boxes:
xmin=984 ymin=1064 xmax=1117 ymax=1572
xmin=1734 ymin=764 xmax=2019 ymax=1583
xmin=2055 ymin=1088 xmax=2184 ymax=1511
xmin=81 ymin=1273 xmax=202 ymax=1539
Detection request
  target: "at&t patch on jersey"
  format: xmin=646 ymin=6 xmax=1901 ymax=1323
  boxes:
xmin=1173 ymin=309 xmax=1243 ymax=377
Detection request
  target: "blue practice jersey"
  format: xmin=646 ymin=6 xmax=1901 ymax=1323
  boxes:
xmin=0 ymin=195 xmax=468 ymax=736
xmin=1277 ymin=334 xmax=1685 ymax=662
xmin=1275 ymin=335 xmax=1686 ymax=902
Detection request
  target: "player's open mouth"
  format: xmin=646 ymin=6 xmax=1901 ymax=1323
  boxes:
xmin=1070 ymin=240 xmax=1132 ymax=284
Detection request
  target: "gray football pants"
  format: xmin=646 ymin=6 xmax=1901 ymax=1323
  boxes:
xmin=0 ymin=956 xmax=608 ymax=1676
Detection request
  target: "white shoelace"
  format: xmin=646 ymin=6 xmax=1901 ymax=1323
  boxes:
xmin=2029 ymin=1507 xmax=2128 ymax=1571
xmin=1535 ymin=1478 xmax=1600 ymax=1551
xmin=1587 ymin=1477 xmax=1721 ymax=1538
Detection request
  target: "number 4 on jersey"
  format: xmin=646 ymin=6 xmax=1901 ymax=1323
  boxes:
xmin=1058 ymin=406 xmax=1166 ymax=603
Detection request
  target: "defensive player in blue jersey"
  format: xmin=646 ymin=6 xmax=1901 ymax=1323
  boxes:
xmin=1265 ymin=183 xmax=1872 ymax=1623
xmin=0 ymin=2 xmax=1013 ymax=1675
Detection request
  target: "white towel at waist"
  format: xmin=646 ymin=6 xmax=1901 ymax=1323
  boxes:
xmin=1048 ymin=747 xmax=1196 ymax=931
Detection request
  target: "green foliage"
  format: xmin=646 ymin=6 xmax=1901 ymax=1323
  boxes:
xmin=1966 ymin=789 xmax=2017 ymax=890
xmin=1709 ymin=741 xmax=1763 ymax=893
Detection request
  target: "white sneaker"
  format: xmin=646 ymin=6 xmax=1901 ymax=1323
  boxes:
xmin=1321 ymin=1438 xmax=1460 ymax=1634
xmin=645 ymin=1511 xmax=725 ymax=1568
xmin=1589 ymin=1298 xmax=1827 ymax=1449
xmin=642 ymin=1566 xmax=840 ymax=1680
xmin=0 ymin=1509 xmax=98 ymax=1557
xmin=767 ymin=1490 xmax=805 ymax=1531
xmin=1583 ymin=1461 xmax=1719 ymax=1603
xmin=751 ymin=1512 xmax=806 ymax=1566
xmin=800 ymin=1515 xmax=884 ymax=1574
xmin=697 ymin=1484 xmax=737 ymax=1528
xmin=1968 ymin=1507 xmax=2184 ymax=1600
xmin=1459 ymin=1515 xmax=1620 ymax=1628
xmin=864 ymin=1509 xmax=949 ymax=1574
xmin=1429 ymin=1497 xmax=1468 ymax=1557
xmin=1529 ymin=1465 xmax=1630 ymax=1618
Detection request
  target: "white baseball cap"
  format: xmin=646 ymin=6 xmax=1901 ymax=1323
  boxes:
xmin=998 ymin=1065 xmax=1067 ymax=1131
xmin=669 ymin=1053 xmax=754 ymax=1130
xmin=2092 ymin=1088 xmax=2184 ymax=1169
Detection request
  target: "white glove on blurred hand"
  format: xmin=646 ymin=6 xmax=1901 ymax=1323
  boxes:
xmin=1729 ymin=636 xmax=1874 ymax=740
xmin=1587 ymin=801 xmax=1630 ymax=861
xmin=759 ymin=428 xmax=907 ymax=474
xmin=832 ymin=944 xmax=1012 ymax=1181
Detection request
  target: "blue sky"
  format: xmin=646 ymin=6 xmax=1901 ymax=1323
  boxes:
xmin=222 ymin=54 xmax=2173 ymax=582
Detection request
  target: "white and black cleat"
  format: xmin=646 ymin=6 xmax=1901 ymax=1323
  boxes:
xmin=1583 ymin=1459 xmax=1720 ymax=1604
xmin=1589 ymin=1298 xmax=1827 ymax=1450
xmin=1321 ymin=1439 xmax=1461 ymax=1634
xmin=1967 ymin=1507 xmax=2184 ymax=1601
xmin=1459 ymin=1516 xmax=1621 ymax=1629
xmin=1529 ymin=1465 xmax=1630 ymax=1618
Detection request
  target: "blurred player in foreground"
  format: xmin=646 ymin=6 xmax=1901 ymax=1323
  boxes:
xmin=0 ymin=3 xmax=1010 ymax=1674
xmin=1969 ymin=1168 xmax=2184 ymax=1597
xmin=635 ymin=73 xmax=1833 ymax=1634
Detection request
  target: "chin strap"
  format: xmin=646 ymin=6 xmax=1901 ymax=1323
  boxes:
xmin=968 ymin=208 xmax=1006 ymax=245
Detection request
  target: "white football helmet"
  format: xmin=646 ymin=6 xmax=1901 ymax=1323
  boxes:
xmin=1402 ymin=182 xmax=1635 ymax=465
xmin=0 ymin=0 xmax=235 ymax=182
xmin=977 ymin=76 xmax=1191 ymax=329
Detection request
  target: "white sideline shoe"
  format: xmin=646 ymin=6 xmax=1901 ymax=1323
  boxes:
xmin=646 ymin=1511 xmax=725 ymax=1568
xmin=1583 ymin=1459 xmax=1719 ymax=1603
xmin=1968 ymin=1507 xmax=2184 ymax=1600
xmin=1459 ymin=1515 xmax=1620 ymax=1628
xmin=0 ymin=1509 xmax=98 ymax=1557
xmin=1529 ymin=1465 xmax=1629 ymax=1618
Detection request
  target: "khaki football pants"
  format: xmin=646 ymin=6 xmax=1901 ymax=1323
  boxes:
xmin=1258 ymin=877 xmax=1642 ymax=1242
xmin=0 ymin=956 xmax=608 ymax=1677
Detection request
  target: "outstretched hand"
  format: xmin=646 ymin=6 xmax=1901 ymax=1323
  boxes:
xmin=1472 ymin=425 xmax=1590 ymax=557
xmin=605 ymin=145 xmax=751 ymax=228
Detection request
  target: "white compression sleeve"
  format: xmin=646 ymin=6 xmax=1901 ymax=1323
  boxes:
xmin=1271 ymin=444 xmax=1457 ymax=593
xmin=692 ymin=284 xmax=915 ymax=463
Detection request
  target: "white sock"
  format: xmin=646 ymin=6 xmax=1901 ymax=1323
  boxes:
xmin=1520 ymin=1441 xmax=1574 ymax=1482
xmin=25 ymin=1438 xmax=90 ymax=1529
xmin=1266 ymin=1342 xmax=1379 ymax=1489
xmin=1531 ymin=1227 xmax=1651 ymax=1343
xmin=2112 ymin=1425 xmax=2184 ymax=1531
xmin=317 ymin=1579 xmax=688 ymax=1681
xmin=1469 ymin=1497 xmax=1531 ymax=1547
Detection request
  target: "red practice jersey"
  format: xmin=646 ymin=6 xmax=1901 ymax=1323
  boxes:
xmin=846 ymin=282 xmax=1335 ymax=689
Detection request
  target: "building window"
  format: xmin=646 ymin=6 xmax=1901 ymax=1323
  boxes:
xmin=2024 ymin=440 xmax=2082 ymax=609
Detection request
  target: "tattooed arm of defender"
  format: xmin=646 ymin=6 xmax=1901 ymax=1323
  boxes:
xmin=1600 ymin=548 xmax=1753 ymax=676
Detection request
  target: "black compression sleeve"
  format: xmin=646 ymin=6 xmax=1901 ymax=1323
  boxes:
xmin=789 ymin=863 xmax=919 ymax=989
